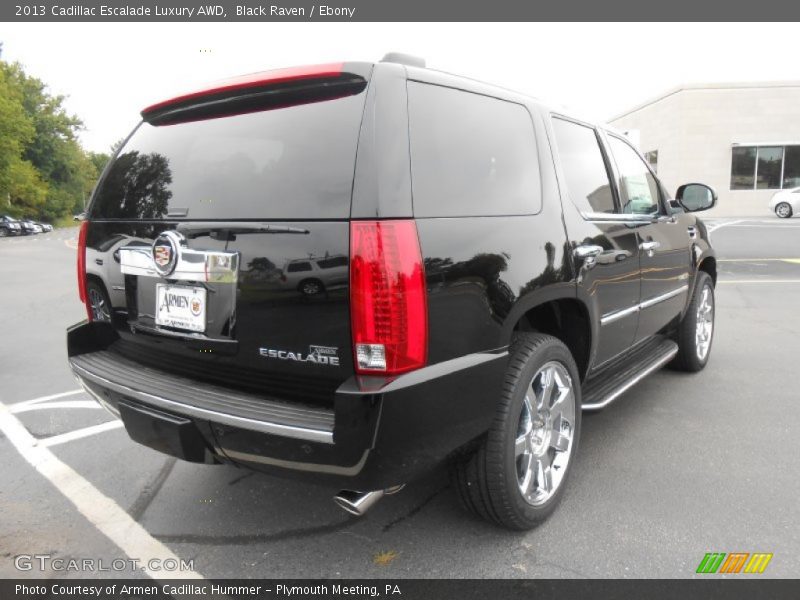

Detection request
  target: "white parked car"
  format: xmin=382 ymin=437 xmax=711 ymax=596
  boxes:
xmin=280 ymin=255 xmax=349 ymax=296
xmin=769 ymin=187 xmax=800 ymax=218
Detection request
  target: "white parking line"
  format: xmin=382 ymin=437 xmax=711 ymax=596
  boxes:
xmin=11 ymin=400 xmax=102 ymax=414
xmin=0 ymin=399 xmax=204 ymax=579
xmin=11 ymin=389 xmax=84 ymax=409
xmin=717 ymin=224 xmax=800 ymax=228
xmin=39 ymin=420 xmax=124 ymax=447
xmin=707 ymin=219 xmax=745 ymax=233
xmin=718 ymin=279 xmax=800 ymax=284
xmin=717 ymin=258 xmax=800 ymax=262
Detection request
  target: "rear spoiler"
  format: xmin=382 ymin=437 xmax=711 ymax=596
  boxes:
xmin=141 ymin=62 xmax=371 ymax=125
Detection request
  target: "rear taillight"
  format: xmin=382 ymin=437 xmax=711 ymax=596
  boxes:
xmin=77 ymin=220 xmax=92 ymax=321
xmin=350 ymin=220 xmax=428 ymax=375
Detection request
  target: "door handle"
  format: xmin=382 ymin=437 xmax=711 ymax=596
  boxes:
xmin=597 ymin=250 xmax=632 ymax=265
xmin=574 ymin=244 xmax=604 ymax=269
xmin=639 ymin=240 xmax=660 ymax=257
xmin=574 ymin=244 xmax=603 ymax=259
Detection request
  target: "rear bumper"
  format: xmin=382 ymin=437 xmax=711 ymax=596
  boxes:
xmin=68 ymin=321 xmax=508 ymax=489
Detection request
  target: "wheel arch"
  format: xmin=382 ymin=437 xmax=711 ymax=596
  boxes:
xmin=509 ymin=295 xmax=592 ymax=381
xmin=698 ymin=255 xmax=717 ymax=286
xmin=85 ymin=273 xmax=111 ymax=297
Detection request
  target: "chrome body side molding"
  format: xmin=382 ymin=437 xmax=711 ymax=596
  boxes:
xmin=584 ymin=212 xmax=655 ymax=224
xmin=601 ymin=285 xmax=689 ymax=326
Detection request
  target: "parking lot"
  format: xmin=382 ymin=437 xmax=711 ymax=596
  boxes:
xmin=1 ymin=218 xmax=799 ymax=579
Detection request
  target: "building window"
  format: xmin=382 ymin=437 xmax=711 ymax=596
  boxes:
xmin=784 ymin=146 xmax=800 ymax=189
xmin=756 ymin=146 xmax=783 ymax=190
xmin=731 ymin=145 xmax=800 ymax=191
xmin=644 ymin=150 xmax=658 ymax=174
xmin=731 ymin=147 xmax=756 ymax=189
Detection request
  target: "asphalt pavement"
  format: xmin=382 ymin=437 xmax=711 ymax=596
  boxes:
xmin=1 ymin=218 xmax=799 ymax=579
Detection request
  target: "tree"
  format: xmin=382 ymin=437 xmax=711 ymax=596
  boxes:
xmin=93 ymin=150 xmax=172 ymax=220
xmin=7 ymin=159 xmax=48 ymax=216
xmin=0 ymin=65 xmax=35 ymax=209
xmin=89 ymin=151 xmax=110 ymax=175
xmin=1 ymin=59 xmax=99 ymax=221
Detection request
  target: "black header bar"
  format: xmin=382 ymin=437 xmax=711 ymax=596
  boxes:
xmin=3 ymin=0 xmax=800 ymax=22
xmin=3 ymin=579 xmax=800 ymax=600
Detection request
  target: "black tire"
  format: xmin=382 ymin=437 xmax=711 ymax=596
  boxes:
xmin=775 ymin=202 xmax=793 ymax=219
xmin=451 ymin=333 xmax=582 ymax=530
xmin=87 ymin=280 xmax=112 ymax=322
xmin=671 ymin=271 xmax=715 ymax=372
xmin=0 ymin=228 xmax=8 ymax=237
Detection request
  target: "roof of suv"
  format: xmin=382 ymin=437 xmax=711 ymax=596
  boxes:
xmin=403 ymin=63 xmax=613 ymax=133
xmin=139 ymin=56 xmax=617 ymax=143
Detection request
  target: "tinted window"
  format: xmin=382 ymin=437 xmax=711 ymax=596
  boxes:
xmin=756 ymin=146 xmax=783 ymax=190
xmin=731 ymin=147 xmax=756 ymax=189
xmin=551 ymin=118 xmax=615 ymax=214
xmin=286 ymin=262 xmax=312 ymax=273
xmin=408 ymin=82 xmax=540 ymax=217
xmin=317 ymin=256 xmax=348 ymax=269
xmin=608 ymin=137 xmax=661 ymax=215
xmin=90 ymin=93 xmax=367 ymax=220
xmin=784 ymin=146 xmax=800 ymax=189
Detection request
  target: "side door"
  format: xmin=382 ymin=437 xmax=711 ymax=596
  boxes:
xmin=549 ymin=116 xmax=642 ymax=366
xmin=603 ymin=134 xmax=692 ymax=343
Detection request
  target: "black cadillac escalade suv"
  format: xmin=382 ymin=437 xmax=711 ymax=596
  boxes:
xmin=68 ymin=54 xmax=717 ymax=530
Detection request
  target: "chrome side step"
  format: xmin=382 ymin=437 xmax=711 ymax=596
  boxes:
xmin=581 ymin=338 xmax=678 ymax=411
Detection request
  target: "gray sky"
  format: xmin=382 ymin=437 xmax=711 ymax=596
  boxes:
xmin=2 ymin=22 xmax=798 ymax=153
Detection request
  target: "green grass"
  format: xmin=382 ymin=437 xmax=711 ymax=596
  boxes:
xmin=54 ymin=214 xmax=79 ymax=229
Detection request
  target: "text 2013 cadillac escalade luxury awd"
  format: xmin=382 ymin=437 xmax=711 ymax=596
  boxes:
xmin=68 ymin=54 xmax=717 ymax=529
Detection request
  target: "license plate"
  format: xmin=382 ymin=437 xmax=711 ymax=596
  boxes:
xmin=155 ymin=284 xmax=207 ymax=332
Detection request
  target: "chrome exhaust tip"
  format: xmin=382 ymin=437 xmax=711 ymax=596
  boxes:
xmin=333 ymin=485 xmax=404 ymax=516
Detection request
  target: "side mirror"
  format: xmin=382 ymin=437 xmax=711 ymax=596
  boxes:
xmin=676 ymin=183 xmax=717 ymax=212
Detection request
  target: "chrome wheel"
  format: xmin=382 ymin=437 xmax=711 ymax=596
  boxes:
xmin=515 ymin=361 xmax=576 ymax=506
xmin=88 ymin=287 xmax=111 ymax=322
xmin=300 ymin=280 xmax=321 ymax=295
xmin=776 ymin=202 xmax=792 ymax=218
xmin=695 ymin=284 xmax=714 ymax=360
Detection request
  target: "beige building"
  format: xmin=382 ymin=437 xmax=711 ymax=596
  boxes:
xmin=609 ymin=82 xmax=800 ymax=217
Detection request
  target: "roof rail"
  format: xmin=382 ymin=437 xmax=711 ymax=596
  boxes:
xmin=380 ymin=53 xmax=426 ymax=68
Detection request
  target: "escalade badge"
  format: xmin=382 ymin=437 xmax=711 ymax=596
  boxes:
xmin=258 ymin=345 xmax=340 ymax=366
xmin=152 ymin=231 xmax=183 ymax=277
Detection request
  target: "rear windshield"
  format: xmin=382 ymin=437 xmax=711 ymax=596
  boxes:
xmin=90 ymin=92 xmax=367 ymax=220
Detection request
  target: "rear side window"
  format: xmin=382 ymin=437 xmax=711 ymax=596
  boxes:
xmin=551 ymin=118 xmax=616 ymax=215
xmin=407 ymin=82 xmax=540 ymax=217
xmin=317 ymin=256 xmax=348 ymax=269
xmin=90 ymin=93 xmax=367 ymax=220
xmin=286 ymin=262 xmax=312 ymax=273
